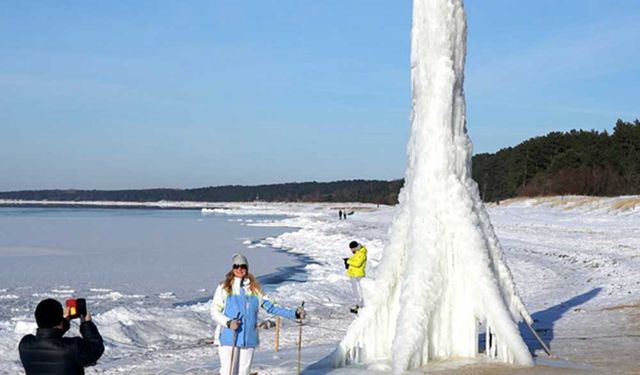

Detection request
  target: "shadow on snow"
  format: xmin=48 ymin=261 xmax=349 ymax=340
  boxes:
xmin=519 ymin=287 xmax=602 ymax=356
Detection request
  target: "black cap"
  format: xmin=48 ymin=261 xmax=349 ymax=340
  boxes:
xmin=349 ymin=241 xmax=359 ymax=249
xmin=35 ymin=299 xmax=63 ymax=328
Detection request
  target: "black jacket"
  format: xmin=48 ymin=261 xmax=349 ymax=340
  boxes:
xmin=19 ymin=320 xmax=104 ymax=375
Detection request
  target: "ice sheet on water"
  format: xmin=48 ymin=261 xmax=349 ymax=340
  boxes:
xmin=158 ymin=292 xmax=176 ymax=299
xmin=89 ymin=288 xmax=112 ymax=293
xmin=91 ymin=292 xmax=147 ymax=301
xmin=51 ymin=289 xmax=75 ymax=294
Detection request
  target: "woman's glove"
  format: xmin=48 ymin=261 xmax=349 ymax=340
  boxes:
xmin=295 ymin=307 xmax=306 ymax=320
xmin=226 ymin=319 xmax=241 ymax=331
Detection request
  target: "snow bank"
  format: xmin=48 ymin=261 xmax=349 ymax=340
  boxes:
xmin=1 ymin=197 xmax=639 ymax=373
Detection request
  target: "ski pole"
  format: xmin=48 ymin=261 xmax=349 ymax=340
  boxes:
xmin=229 ymin=313 xmax=240 ymax=375
xmin=524 ymin=318 xmax=554 ymax=357
xmin=274 ymin=316 xmax=281 ymax=352
xmin=297 ymin=301 xmax=305 ymax=375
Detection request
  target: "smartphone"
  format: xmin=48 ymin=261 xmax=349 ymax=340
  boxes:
xmin=65 ymin=298 xmax=87 ymax=319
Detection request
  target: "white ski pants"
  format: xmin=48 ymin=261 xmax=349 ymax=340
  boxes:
xmin=218 ymin=345 xmax=255 ymax=375
xmin=350 ymin=276 xmax=363 ymax=306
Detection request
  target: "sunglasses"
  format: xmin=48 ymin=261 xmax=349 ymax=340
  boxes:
xmin=233 ymin=264 xmax=247 ymax=270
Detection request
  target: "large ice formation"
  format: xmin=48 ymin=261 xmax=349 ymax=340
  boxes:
xmin=334 ymin=0 xmax=534 ymax=372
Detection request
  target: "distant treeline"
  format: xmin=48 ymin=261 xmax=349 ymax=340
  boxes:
xmin=0 ymin=180 xmax=404 ymax=205
xmin=2 ymin=119 xmax=639 ymax=204
xmin=473 ymin=119 xmax=640 ymax=202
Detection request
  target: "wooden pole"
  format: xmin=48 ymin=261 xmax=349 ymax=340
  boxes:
xmin=274 ymin=317 xmax=281 ymax=352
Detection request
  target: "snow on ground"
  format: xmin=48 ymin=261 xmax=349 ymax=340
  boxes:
xmin=1 ymin=197 xmax=640 ymax=374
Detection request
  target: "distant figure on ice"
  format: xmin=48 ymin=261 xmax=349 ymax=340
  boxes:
xmin=338 ymin=209 xmax=343 ymax=220
xmin=211 ymin=253 xmax=306 ymax=375
xmin=343 ymin=241 xmax=367 ymax=314
xmin=19 ymin=298 xmax=105 ymax=375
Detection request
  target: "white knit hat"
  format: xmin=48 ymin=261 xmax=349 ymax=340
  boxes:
xmin=231 ymin=253 xmax=248 ymax=267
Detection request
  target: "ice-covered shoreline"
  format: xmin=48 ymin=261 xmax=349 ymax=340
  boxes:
xmin=1 ymin=197 xmax=639 ymax=374
xmin=0 ymin=199 xmax=381 ymax=211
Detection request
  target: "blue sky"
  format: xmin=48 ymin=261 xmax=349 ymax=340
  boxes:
xmin=1 ymin=1 xmax=638 ymax=190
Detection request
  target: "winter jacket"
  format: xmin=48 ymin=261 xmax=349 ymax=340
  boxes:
xmin=19 ymin=320 xmax=104 ymax=375
xmin=346 ymin=246 xmax=367 ymax=278
xmin=211 ymin=277 xmax=297 ymax=348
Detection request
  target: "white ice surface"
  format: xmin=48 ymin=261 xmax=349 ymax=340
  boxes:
xmin=1 ymin=197 xmax=639 ymax=374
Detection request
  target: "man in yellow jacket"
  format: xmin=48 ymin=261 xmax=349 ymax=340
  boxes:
xmin=344 ymin=241 xmax=367 ymax=313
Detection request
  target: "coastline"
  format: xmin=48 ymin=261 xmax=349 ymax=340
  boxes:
xmin=256 ymin=245 xmax=319 ymax=288
xmin=0 ymin=199 xmax=228 ymax=210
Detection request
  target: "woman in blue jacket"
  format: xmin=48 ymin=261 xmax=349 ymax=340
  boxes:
xmin=211 ymin=253 xmax=305 ymax=375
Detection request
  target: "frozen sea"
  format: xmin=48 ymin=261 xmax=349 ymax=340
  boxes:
xmin=0 ymin=207 xmax=299 ymax=304
xmin=1 ymin=198 xmax=639 ymax=374
xmin=0 ymin=207 xmax=302 ymax=338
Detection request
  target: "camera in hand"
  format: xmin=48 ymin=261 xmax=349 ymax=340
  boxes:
xmin=65 ymin=298 xmax=87 ymax=319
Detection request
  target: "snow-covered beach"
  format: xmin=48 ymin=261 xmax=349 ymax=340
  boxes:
xmin=1 ymin=197 xmax=639 ymax=374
